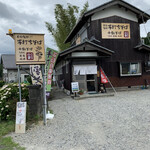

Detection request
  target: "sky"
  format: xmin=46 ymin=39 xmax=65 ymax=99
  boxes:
xmin=0 ymin=0 xmax=150 ymax=55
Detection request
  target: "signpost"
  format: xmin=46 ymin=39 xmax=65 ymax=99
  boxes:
xmin=7 ymin=31 xmax=47 ymax=131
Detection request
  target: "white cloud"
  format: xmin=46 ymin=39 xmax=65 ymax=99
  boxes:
xmin=0 ymin=0 xmax=150 ymax=55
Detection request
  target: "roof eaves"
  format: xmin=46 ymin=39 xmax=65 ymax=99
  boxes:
xmin=135 ymin=44 xmax=150 ymax=51
xmin=118 ymin=1 xmax=150 ymax=20
xmin=59 ymin=42 xmax=86 ymax=56
xmin=87 ymin=40 xmax=114 ymax=54
xmin=60 ymin=40 xmax=114 ymax=57
xmin=84 ymin=0 xmax=118 ymax=17
xmin=85 ymin=0 xmax=150 ymax=19
xmin=137 ymin=43 xmax=150 ymax=47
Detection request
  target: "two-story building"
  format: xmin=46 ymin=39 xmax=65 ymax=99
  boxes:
xmin=55 ymin=0 xmax=150 ymax=93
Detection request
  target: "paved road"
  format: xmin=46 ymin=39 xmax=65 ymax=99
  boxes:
xmin=10 ymin=89 xmax=150 ymax=150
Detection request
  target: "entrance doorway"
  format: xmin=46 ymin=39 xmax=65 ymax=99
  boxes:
xmin=87 ymin=75 xmax=96 ymax=91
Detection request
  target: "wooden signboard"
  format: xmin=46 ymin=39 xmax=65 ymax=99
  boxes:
xmin=14 ymin=33 xmax=45 ymax=64
xmin=101 ymin=23 xmax=130 ymax=39
xmin=15 ymin=102 xmax=27 ymax=133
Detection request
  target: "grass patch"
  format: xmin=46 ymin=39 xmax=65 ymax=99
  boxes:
xmin=0 ymin=137 xmax=25 ymax=150
xmin=0 ymin=116 xmax=44 ymax=150
xmin=0 ymin=121 xmax=15 ymax=137
xmin=0 ymin=120 xmax=25 ymax=150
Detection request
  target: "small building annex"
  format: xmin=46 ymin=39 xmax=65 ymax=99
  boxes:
xmin=1 ymin=54 xmax=29 ymax=83
xmin=55 ymin=0 xmax=150 ymax=93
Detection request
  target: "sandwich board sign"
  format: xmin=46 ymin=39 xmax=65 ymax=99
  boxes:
xmin=71 ymin=82 xmax=79 ymax=93
xmin=15 ymin=102 xmax=27 ymax=133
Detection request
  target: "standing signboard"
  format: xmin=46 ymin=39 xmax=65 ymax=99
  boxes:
xmin=46 ymin=48 xmax=58 ymax=91
xmin=15 ymin=102 xmax=27 ymax=133
xmin=71 ymin=82 xmax=79 ymax=93
xmin=13 ymin=33 xmax=45 ymax=64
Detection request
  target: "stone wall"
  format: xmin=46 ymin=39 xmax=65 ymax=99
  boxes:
xmin=27 ymin=85 xmax=43 ymax=117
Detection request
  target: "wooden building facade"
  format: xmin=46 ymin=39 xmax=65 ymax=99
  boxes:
xmin=55 ymin=0 xmax=150 ymax=93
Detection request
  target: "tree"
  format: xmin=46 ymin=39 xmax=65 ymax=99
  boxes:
xmin=143 ymin=37 xmax=150 ymax=46
xmin=45 ymin=2 xmax=89 ymax=51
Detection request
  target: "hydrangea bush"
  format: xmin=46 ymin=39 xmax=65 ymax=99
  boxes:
xmin=0 ymin=83 xmax=29 ymax=121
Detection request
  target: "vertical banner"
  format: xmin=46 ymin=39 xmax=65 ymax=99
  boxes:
xmin=46 ymin=48 xmax=58 ymax=91
xmin=100 ymin=68 xmax=108 ymax=84
xmin=30 ymin=65 xmax=43 ymax=85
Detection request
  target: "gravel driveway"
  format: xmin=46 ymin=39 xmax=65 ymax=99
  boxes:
xmin=10 ymin=89 xmax=150 ymax=150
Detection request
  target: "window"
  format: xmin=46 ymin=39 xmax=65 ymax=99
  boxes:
xmin=120 ymin=62 xmax=141 ymax=76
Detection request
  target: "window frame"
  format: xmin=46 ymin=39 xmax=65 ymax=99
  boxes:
xmin=120 ymin=62 xmax=142 ymax=76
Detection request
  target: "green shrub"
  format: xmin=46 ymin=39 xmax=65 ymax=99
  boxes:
xmin=27 ymin=76 xmax=32 ymax=85
xmin=0 ymin=80 xmax=5 ymax=88
xmin=0 ymin=83 xmax=29 ymax=121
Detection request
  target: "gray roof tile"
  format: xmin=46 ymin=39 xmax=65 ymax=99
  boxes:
xmin=2 ymin=54 xmax=29 ymax=69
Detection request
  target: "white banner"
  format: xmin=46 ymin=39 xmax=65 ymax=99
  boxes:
xmin=74 ymin=65 xmax=97 ymax=75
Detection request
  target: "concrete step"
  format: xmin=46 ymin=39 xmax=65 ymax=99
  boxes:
xmin=73 ymin=92 xmax=115 ymax=100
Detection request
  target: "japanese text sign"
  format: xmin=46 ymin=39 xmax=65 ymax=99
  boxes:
xmin=30 ymin=65 xmax=43 ymax=85
xmin=101 ymin=23 xmax=130 ymax=39
xmin=15 ymin=102 xmax=27 ymax=133
xmin=46 ymin=48 xmax=58 ymax=91
xmin=71 ymin=82 xmax=79 ymax=93
xmin=14 ymin=33 xmax=45 ymax=64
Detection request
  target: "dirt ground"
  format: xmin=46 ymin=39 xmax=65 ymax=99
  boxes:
xmin=9 ymin=89 xmax=150 ymax=150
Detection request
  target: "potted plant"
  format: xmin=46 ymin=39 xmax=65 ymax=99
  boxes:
xmin=78 ymin=89 xmax=84 ymax=95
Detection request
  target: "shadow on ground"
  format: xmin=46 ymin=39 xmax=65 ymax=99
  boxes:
xmin=49 ymin=86 xmax=69 ymax=100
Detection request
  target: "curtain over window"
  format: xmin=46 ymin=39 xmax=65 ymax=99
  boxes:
xmin=73 ymin=65 xmax=97 ymax=75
